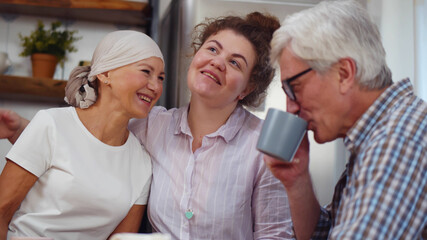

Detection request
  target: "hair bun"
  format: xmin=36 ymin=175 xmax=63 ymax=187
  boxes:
xmin=64 ymin=65 xmax=96 ymax=108
xmin=246 ymin=12 xmax=280 ymax=41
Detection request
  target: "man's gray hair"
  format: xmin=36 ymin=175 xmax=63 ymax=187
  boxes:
xmin=270 ymin=0 xmax=392 ymax=89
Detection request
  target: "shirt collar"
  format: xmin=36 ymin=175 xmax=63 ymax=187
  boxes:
xmin=172 ymin=104 xmax=248 ymax=143
xmin=344 ymin=78 xmax=414 ymax=153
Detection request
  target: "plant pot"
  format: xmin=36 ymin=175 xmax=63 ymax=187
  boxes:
xmin=31 ymin=53 xmax=58 ymax=78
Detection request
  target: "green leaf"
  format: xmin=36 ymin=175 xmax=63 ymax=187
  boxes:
xmin=18 ymin=20 xmax=82 ymax=65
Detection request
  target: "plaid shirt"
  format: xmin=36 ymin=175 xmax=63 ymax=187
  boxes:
xmin=312 ymin=79 xmax=427 ymax=239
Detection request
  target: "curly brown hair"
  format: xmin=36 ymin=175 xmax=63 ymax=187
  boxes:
xmin=191 ymin=12 xmax=280 ymax=108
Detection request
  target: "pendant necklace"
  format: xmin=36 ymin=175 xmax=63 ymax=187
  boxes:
xmin=185 ymin=209 xmax=193 ymax=219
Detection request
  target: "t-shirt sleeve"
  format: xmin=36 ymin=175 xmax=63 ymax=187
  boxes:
xmin=134 ymin=174 xmax=152 ymax=205
xmin=5 ymin=110 xmax=55 ymax=177
xmin=132 ymin=143 xmax=153 ymax=205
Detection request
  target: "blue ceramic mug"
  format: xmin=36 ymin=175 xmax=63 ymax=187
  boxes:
xmin=257 ymin=108 xmax=307 ymax=162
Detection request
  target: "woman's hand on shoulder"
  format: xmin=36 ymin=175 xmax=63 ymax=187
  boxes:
xmin=0 ymin=109 xmax=28 ymax=143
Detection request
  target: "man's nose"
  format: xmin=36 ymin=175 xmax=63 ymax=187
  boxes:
xmin=286 ymin=96 xmax=301 ymax=115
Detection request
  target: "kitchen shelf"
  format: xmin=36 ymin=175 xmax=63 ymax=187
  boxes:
xmin=0 ymin=75 xmax=67 ymax=104
xmin=0 ymin=0 xmax=151 ymax=27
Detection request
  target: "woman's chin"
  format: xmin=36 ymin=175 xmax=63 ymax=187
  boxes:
xmin=132 ymin=110 xmax=149 ymax=119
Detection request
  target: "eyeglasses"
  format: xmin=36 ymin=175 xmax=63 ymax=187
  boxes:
xmin=281 ymin=68 xmax=312 ymax=101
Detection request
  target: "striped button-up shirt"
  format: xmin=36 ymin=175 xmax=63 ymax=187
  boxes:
xmin=313 ymin=78 xmax=427 ymax=239
xmin=129 ymin=105 xmax=293 ymax=240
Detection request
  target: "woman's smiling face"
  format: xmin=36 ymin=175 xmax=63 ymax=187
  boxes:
xmin=187 ymin=29 xmax=256 ymax=108
xmin=105 ymin=56 xmax=165 ymax=119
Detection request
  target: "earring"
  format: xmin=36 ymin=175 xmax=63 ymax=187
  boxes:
xmin=104 ymin=80 xmax=109 ymax=84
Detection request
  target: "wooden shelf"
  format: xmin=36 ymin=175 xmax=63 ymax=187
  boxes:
xmin=0 ymin=75 xmax=67 ymax=104
xmin=0 ymin=0 xmax=151 ymax=27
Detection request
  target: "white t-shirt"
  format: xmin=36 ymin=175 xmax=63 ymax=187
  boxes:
xmin=6 ymin=107 xmax=152 ymax=240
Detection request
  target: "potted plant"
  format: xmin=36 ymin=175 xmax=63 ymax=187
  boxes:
xmin=19 ymin=20 xmax=81 ymax=78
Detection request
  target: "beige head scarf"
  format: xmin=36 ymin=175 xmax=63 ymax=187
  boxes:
xmin=64 ymin=30 xmax=164 ymax=109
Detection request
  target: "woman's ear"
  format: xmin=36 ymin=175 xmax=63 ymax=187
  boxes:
xmin=337 ymin=57 xmax=357 ymax=94
xmin=238 ymin=85 xmax=255 ymax=100
xmin=97 ymin=72 xmax=110 ymax=85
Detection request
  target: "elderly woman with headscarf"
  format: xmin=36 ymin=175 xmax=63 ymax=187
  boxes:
xmin=0 ymin=30 xmax=164 ymax=240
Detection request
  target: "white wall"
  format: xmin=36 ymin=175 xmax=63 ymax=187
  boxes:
xmin=367 ymin=0 xmax=415 ymax=85
xmin=415 ymin=0 xmax=427 ymax=101
xmin=367 ymin=0 xmax=426 ymax=100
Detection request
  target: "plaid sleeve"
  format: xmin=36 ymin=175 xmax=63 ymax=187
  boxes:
xmin=330 ymin=135 xmax=426 ymax=239
xmin=311 ymin=206 xmax=332 ymax=239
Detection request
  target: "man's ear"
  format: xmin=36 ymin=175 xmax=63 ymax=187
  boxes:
xmin=337 ymin=57 xmax=357 ymax=94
